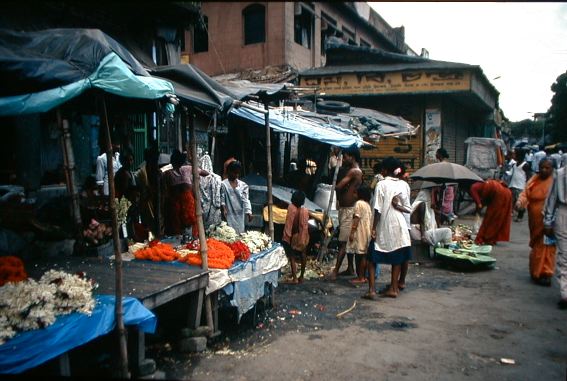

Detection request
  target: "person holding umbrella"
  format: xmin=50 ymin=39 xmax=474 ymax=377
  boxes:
xmin=469 ymin=179 xmax=513 ymax=245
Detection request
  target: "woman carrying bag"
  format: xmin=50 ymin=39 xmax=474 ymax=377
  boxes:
xmin=281 ymin=191 xmax=310 ymax=284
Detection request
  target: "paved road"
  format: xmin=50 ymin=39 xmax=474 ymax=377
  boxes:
xmin=152 ymin=217 xmax=567 ymax=380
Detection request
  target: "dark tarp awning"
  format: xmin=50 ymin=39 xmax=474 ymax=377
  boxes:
xmin=0 ymin=28 xmax=174 ymax=116
xmin=214 ymin=79 xmax=292 ymax=102
xmin=150 ymin=64 xmax=238 ymax=113
xmin=0 ymin=28 xmax=150 ymax=96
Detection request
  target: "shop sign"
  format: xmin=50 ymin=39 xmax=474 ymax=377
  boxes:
xmin=300 ymin=70 xmax=470 ymax=95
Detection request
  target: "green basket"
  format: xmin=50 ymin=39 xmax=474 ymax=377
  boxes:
xmin=435 ymin=247 xmax=496 ymax=271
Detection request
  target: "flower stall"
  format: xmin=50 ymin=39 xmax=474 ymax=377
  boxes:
xmin=128 ymin=221 xmax=287 ymax=329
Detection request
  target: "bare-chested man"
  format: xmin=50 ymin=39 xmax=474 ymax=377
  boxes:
xmin=328 ymin=145 xmax=363 ymax=280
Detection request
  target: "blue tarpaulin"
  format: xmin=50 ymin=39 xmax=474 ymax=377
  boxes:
xmin=0 ymin=295 xmax=157 ymax=374
xmin=231 ymin=106 xmax=365 ymax=148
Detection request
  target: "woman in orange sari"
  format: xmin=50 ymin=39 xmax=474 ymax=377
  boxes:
xmin=470 ymin=179 xmax=513 ymax=245
xmin=516 ymin=158 xmax=555 ymax=286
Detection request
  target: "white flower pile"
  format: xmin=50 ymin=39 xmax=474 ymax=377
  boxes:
xmin=207 ymin=222 xmax=239 ymax=243
xmin=240 ymin=231 xmax=272 ymax=254
xmin=206 ymin=223 xmax=272 ymax=254
xmin=40 ymin=270 xmax=96 ymax=315
xmin=0 ymin=270 xmax=96 ymax=345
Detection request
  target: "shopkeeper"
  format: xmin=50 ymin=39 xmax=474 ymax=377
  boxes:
xmin=221 ymin=160 xmax=252 ymax=234
xmin=162 ymin=150 xmax=208 ymax=236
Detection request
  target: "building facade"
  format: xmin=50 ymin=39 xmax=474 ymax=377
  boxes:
xmin=183 ymin=2 xmax=413 ymax=78
xmin=299 ymin=43 xmax=500 ymax=179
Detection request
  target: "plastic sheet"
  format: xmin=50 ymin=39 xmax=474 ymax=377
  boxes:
xmin=0 ymin=295 xmax=156 ymax=374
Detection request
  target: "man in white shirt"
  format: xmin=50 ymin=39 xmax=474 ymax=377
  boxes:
xmin=96 ymin=143 xmax=121 ymax=196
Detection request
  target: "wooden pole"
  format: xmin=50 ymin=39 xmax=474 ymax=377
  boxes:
xmin=210 ymin=112 xmax=217 ymax=165
xmin=100 ymin=96 xmax=130 ymax=379
xmin=56 ymin=109 xmax=82 ymax=239
xmin=317 ymin=151 xmax=342 ymax=262
xmin=188 ymin=107 xmax=209 ymax=270
xmin=264 ymin=103 xmax=274 ymax=241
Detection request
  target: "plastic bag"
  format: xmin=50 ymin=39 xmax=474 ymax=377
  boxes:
xmin=473 ymin=214 xmax=482 ymax=234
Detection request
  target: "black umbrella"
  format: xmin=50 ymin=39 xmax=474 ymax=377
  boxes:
xmin=410 ymin=162 xmax=483 ymax=184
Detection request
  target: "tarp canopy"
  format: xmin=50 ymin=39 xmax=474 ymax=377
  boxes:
xmin=216 ymin=79 xmax=292 ymax=101
xmin=231 ymin=104 xmax=365 ymax=148
xmin=0 ymin=28 xmax=174 ymax=116
xmin=300 ymin=106 xmax=417 ymax=141
xmin=150 ymin=64 xmax=237 ymax=113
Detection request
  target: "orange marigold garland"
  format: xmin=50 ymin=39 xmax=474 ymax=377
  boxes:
xmin=178 ymin=238 xmax=235 ymax=269
xmin=0 ymin=256 xmax=28 ymax=286
xmin=134 ymin=241 xmax=180 ymax=262
xmin=227 ymin=241 xmax=251 ymax=262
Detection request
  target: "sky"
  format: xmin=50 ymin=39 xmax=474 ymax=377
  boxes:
xmin=369 ymin=2 xmax=567 ymax=122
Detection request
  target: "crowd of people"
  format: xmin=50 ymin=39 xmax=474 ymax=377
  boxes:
xmin=279 ymin=144 xmax=567 ymax=311
xmin=86 ymin=145 xmax=254 ymax=244
xmin=90 ymin=140 xmax=567 ymax=310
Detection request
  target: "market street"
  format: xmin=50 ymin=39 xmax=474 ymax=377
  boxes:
xmin=150 ymin=216 xmax=567 ymax=380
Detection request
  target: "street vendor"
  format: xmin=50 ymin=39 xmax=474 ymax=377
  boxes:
xmin=162 ymin=150 xmax=208 ymax=236
xmin=221 ymin=160 xmax=252 ymax=234
xmin=409 ymin=187 xmax=452 ymax=247
xmin=328 ymin=145 xmax=363 ymax=280
xmin=470 ymin=179 xmax=512 ymax=245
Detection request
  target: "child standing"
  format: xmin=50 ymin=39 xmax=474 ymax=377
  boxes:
xmin=348 ymin=185 xmax=373 ymax=285
xmin=282 ymin=191 xmax=310 ymax=284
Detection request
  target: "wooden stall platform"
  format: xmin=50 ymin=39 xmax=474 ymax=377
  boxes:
xmin=25 ymin=256 xmax=209 ymax=377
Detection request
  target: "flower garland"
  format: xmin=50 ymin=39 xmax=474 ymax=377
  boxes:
xmin=134 ymin=241 xmax=180 ymax=262
xmin=227 ymin=241 xmax=251 ymax=262
xmin=178 ymin=238 xmax=235 ymax=269
xmin=114 ymin=196 xmax=132 ymax=225
xmin=0 ymin=270 xmax=96 ymax=345
xmin=0 ymin=256 xmax=28 ymax=286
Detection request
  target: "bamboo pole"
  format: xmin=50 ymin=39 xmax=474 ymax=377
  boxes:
xmin=317 ymin=151 xmax=342 ymax=262
xmin=210 ymin=112 xmax=217 ymax=165
xmin=188 ymin=107 xmax=208 ymax=270
xmin=56 ymin=109 xmax=82 ymax=239
xmin=264 ymin=103 xmax=274 ymax=241
xmin=100 ymin=97 xmax=130 ymax=379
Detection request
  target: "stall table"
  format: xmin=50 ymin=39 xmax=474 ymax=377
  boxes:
xmin=205 ymin=243 xmax=287 ymax=332
xmin=19 ymin=256 xmax=209 ymax=376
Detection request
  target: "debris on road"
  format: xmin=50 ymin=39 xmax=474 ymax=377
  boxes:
xmin=500 ymin=358 xmax=516 ymax=365
xmin=336 ymin=300 xmax=357 ymax=319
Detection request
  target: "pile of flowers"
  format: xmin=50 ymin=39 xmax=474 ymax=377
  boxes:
xmin=133 ymin=240 xmax=180 ymax=262
xmin=0 ymin=270 xmax=96 ymax=345
xmin=207 ymin=222 xmax=239 ymax=243
xmin=82 ymin=219 xmax=112 ymax=247
xmin=206 ymin=223 xmax=272 ymax=254
xmin=240 ymin=231 xmax=272 ymax=253
xmin=451 ymin=224 xmax=473 ymax=242
xmin=227 ymin=241 xmax=251 ymax=262
xmin=178 ymin=238 xmax=235 ymax=269
xmin=0 ymin=256 xmax=28 ymax=286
